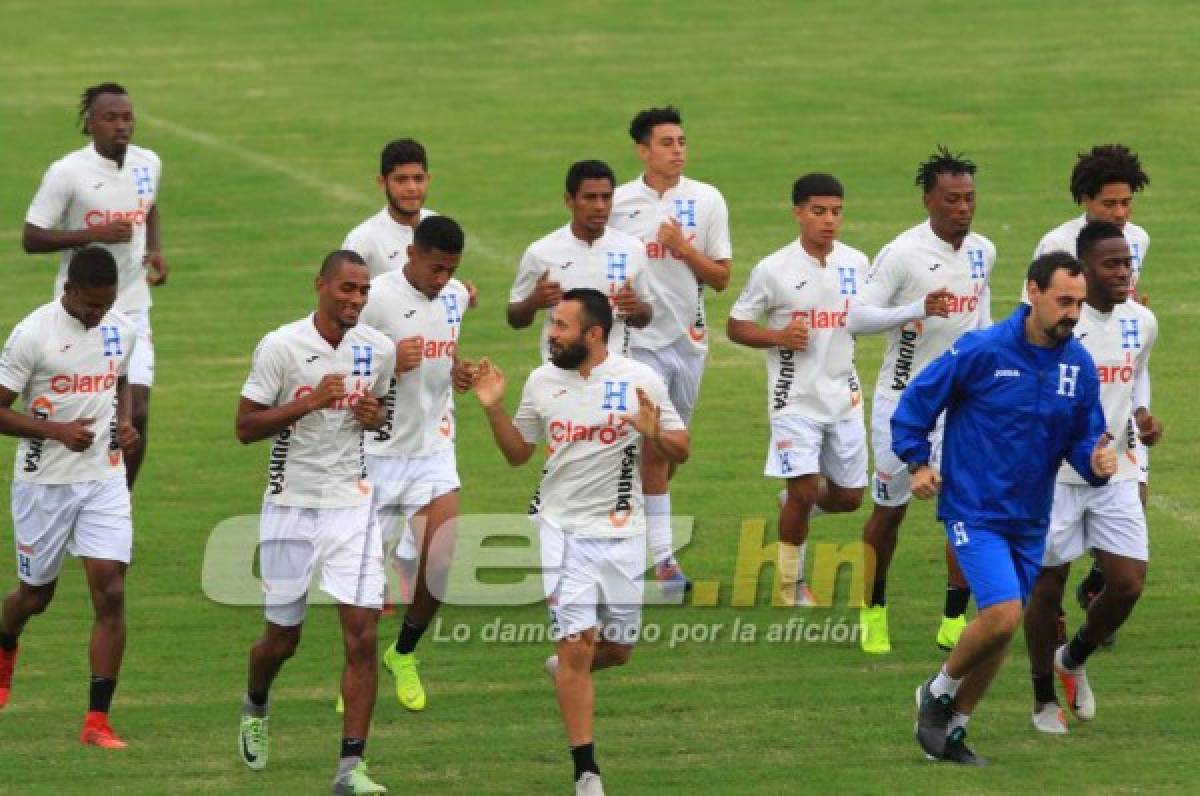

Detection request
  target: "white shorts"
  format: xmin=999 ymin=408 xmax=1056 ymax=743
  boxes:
xmin=539 ymin=521 xmax=645 ymax=644
xmin=259 ymin=501 xmax=385 ymax=626
xmin=1136 ymin=445 xmax=1149 ymax=485
xmin=367 ymin=449 xmax=460 ymax=540
xmin=1043 ymin=480 xmax=1148 ymax=567
xmin=630 ymin=335 xmax=705 ymax=425
xmin=125 ymin=309 xmax=155 ymax=388
xmin=764 ymin=413 xmax=868 ymax=488
xmin=870 ymin=394 xmax=944 ymax=507
xmin=11 ymin=476 xmax=132 ymax=586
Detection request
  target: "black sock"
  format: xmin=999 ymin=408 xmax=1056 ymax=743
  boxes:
xmin=396 ymin=618 xmax=427 ymax=655
xmin=1065 ymin=629 xmax=1098 ymax=669
xmin=247 ymin=689 xmax=269 ymax=708
xmin=570 ymin=742 xmax=599 ymax=781
xmin=1081 ymin=565 xmax=1105 ymax=597
xmin=0 ymin=631 xmax=17 ymax=652
xmin=1032 ymin=673 xmax=1056 ymax=704
xmin=341 ymin=737 xmax=366 ymax=760
xmin=89 ymin=676 xmax=117 ymax=713
xmin=944 ymin=586 xmax=970 ymax=619
xmin=870 ymin=579 xmax=887 ymax=607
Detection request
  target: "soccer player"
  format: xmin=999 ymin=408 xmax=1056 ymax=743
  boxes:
xmin=1023 ymin=222 xmax=1161 ymax=734
xmin=473 ymin=288 xmax=689 ymax=795
xmin=726 ymin=173 xmax=868 ymax=606
xmin=508 ymin=160 xmax=653 ymax=360
xmin=23 ymin=82 xmax=164 ymax=491
xmin=898 ymin=251 xmax=1116 ymax=765
xmin=0 ymin=247 xmax=139 ymax=747
xmin=343 ymin=138 xmax=437 ymax=279
xmin=610 ymin=106 xmax=731 ymax=592
xmin=358 ymin=216 xmax=474 ymax=712
xmin=235 ymin=250 xmax=395 ymax=795
xmin=847 ymin=147 xmax=996 ymax=654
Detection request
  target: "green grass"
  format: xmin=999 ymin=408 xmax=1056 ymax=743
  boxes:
xmin=0 ymin=1 xmax=1197 ymax=792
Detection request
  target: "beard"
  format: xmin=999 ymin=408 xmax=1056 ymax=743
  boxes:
xmin=549 ymin=339 xmax=588 ymax=369
xmin=1046 ymin=317 xmax=1076 ymax=343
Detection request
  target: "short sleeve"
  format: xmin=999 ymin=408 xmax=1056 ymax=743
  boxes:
xmin=0 ymin=324 xmax=38 ymax=394
xmin=25 ymin=161 xmax=72 ymax=230
xmin=241 ymin=334 xmax=286 ymax=406
xmin=859 ymin=244 xmax=906 ymax=308
xmin=372 ymin=341 xmax=397 ymax=399
xmin=728 ymin=261 xmax=770 ymax=322
xmin=509 ymin=245 xmax=544 ymax=304
xmin=704 ymin=191 xmax=733 ymax=261
xmin=513 ymin=376 xmax=544 ymax=443
xmin=644 ymin=369 xmax=685 ymax=432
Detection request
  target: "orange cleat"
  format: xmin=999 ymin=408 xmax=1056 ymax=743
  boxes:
xmin=80 ymin=712 xmax=128 ymax=749
xmin=0 ymin=645 xmax=16 ymax=710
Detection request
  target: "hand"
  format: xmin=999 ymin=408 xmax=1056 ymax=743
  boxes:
xmin=116 ymin=421 xmax=140 ymax=456
xmin=775 ymin=316 xmax=809 ymax=351
xmin=1135 ymin=411 xmax=1163 ymax=447
xmin=306 ymin=374 xmax=346 ymax=412
xmin=656 ymin=218 xmax=688 ymax=258
xmin=452 ymin=357 xmax=478 ymax=393
xmin=531 ymin=271 xmax=563 ymax=309
xmin=1134 ymin=291 xmax=1150 ymax=307
xmin=911 ymin=465 xmax=941 ymax=499
xmin=622 ymin=387 xmax=662 ymax=442
xmin=472 ymin=357 xmax=506 ymax=408
xmin=145 ymin=250 xmax=168 ymax=286
xmin=1091 ymin=432 xmax=1118 ymax=478
xmin=395 ymin=336 xmax=425 ymax=373
xmin=465 ymin=280 xmax=479 ymax=309
xmin=352 ymin=391 xmax=383 ymax=428
xmin=54 ymin=417 xmax=96 ymax=452
xmin=90 ymin=220 xmax=133 ymax=244
xmin=612 ymin=280 xmax=641 ymax=318
xmin=924 ymin=287 xmax=954 ymax=318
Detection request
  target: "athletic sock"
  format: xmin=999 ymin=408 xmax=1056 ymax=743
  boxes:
xmin=244 ymin=689 xmax=269 ymax=717
xmin=943 ymin=586 xmax=970 ymax=619
xmin=930 ymin=665 xmax=962 ymax=699
xmin=1064 ymin=629 xmax=1098 ymax=669
xmin=337 ymin=738 xmax=366 ymax=779
xmin=1032 ymin=673 xmax=1057 ymax=705
xmin=88 ymin=676 xmax=117 ymax=714
xmin=396 ymin=618 xmax=426 ymax=655
xmin=645 ymin=494 xmax=673 ymax=565
xmin=570 ymin=742 xmax=599 ymax=781
xmin=870 ymin=579 xmax=887 ymax=607
xmin=0 ymin=631 xmax=17 ymax=652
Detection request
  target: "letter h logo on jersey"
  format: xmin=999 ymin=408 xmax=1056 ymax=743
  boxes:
xmin=968 ymin=249 xmax=987 ymax=280
xmin=1129 ymin=242 xmax=1142 ymax=274
xmin=837 ymin=266 xmax=857 ymax=296
xmin=601 ymin=380 xmax=629 ymax=411
xmin=440 ymin=293 xmax=463 ymax=326
xmin=673 ymin=199 xmax=697 ymax=229
xmin=1119 ymin=318 xmax=1141 ymax=350
xmin=350 ymin=344 xmax=374 ymax=377
xmin=100 ymin=325 xmax=122 ymax=357
xmin=1056 ymin=363 xmax=1080 ymax=397
xmin=132 ymin=167 xmax=154 ymax=197
xmin=606 ymin=252 xmax=628 ymax=283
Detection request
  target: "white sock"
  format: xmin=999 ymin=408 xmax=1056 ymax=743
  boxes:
xmin=778 ymin=542 xmax=803 ymax=586
xmin=948 ymin=711 xmax=969 ymax=734
xmin=394 ymin=526 xmax=419 ymax=562
xmin=645 ymin=494 xmax=673 ymax=564
xmin=777 ymin=489 xmax=825 ymax=519
xmin=930 ymin=665 xmax=962 ymax=699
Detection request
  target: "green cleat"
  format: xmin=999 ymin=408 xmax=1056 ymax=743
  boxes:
xmin=860 ymin=604 xmax=892 ymax=654
xmin=936 ymin=615 xmax=967 ymax=651
xmin=239 ymin=714 xmax=268 ymax=771
xmin=382 ymin=645 xmax=426 ymax=711
xmin=335 ymin=693 xmax=345 ymax=714
xmin=333 ymin=760 xmax=388 ymax=794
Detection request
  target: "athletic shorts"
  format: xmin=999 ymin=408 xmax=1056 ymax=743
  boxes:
xmin=539 ymin=520 xmax=645 ymax=644
xmin=259 ymin=501 xmax=385 ymax=626
xmin=945 ymin=519 xmax=1044 ymax=610
xmin=1135 ymin=445 xmax=1149 ymax=485
xmin=871 ymin=394 xmax=943 ymax=507
xmin=1043 ymin=480 xmax=1148 ymax=567
xmin=630 ymin=335 xmax=705 ymax=425
xmin=367 ymin=449 xmax=460 ymax=542
xmin=11 ymin=476 xmax=132 ymax=586
xmin=764 ymin=413 xmax=868 ymax=488
xmin=125 ymin=309 xmax=154 ymax=388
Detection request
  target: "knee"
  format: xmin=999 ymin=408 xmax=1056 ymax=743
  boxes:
xmin=828 ymin=487 xmax=864 ymax=514
xmin=1105 ymin=571 xmax=1145 ymax=603
xmin=344 ymin=624 xmax=378 ymax=664
xmin=92 ymin=580 xmax=125 ymax=620
xmin=268 ymin=628 xmax=302 ymax=661
xmin=608 ymin=644 xmax=633 ymax=668
xmin=984 ymin=601 xmax=1023 ymax=639
xmin=22 ymin=584 xmax=57 ymax=615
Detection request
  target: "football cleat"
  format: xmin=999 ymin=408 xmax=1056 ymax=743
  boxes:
xmin=860 ymin=604 xmax=892 ymax=654
xmin=383 ymin=645 xmax=426 ymax=711
xmin=937 ymin=726 xmax=988 ymax=766
xmin=333 ymin=760 xmax=388 ymax=795
xmin=1031 ymin=702 xmax=1069 ymax=734
xmin=575 ymin=771 xmax=606 ymax=796
xmin=239 ymin=714 xmax=268 ymax=770
xmin=936 ymin=615 xmax=967 ymax=650
xmin=0 ymin=644 xmax=16 ymax=709
xmin=914 ymin=679 xmax=955 ymax=758
xmin=81 ymin=712 xmax=128 ymax=749
xmin=1055 ymin=645 xmax=1095 ymax=721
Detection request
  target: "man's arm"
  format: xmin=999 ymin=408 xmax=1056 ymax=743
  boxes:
xmin=0 ymin=386 xmax=96 ymax=451
xmin=145 ymin=204 xmax=168 ymax=286
xmin=507 ymin=270 xmax=562 ymax=330
xmin=235 ymin=375 xmax=344 ymax=444
xmin=1065 ymin=370 xmax=1111 ymax=487
xmin=659 ymin=215 xmax=730 ymax=290
xmin=891 ymin=343 xmax=965 ymax=467
xmin=473 ymin=358 xmax=535 ymax=466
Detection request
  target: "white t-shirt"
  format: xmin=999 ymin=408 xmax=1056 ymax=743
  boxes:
xmin=1058 ymin=300 xmax=1157 ymax=485
xmin=0 ymin=301 xmax=135 ymax=484
xmin=730 ymin=239 xmax=868 ymax=423
xmin=611 ymin=175 xmax=732 ymax=352
xmin=241 ymin=315 xmax=396 ymax=508
xmin=514 ymin=354 xmax=685 ymax=538
xmin=859 ymin=221 xmax=996 ymax=400
xmin=360 ymin=270 xmax=470 ymax=458
xmin=25 ymin=143 xmax=162 ymax=314
xmin=342 ymin=207 xmax=436 ymax=279
xmin=1023 ymin=214 xmax=1150 ymax=301
xmin=509 ymin=224 xmax=653 ymax=360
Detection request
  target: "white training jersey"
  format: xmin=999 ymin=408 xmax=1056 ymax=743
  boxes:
xmin=25 ymin=143 xmax=161 ymax=314
xmin=241 ymin=315 xmax=395 ymax=508
xmin=1058 ymin=300 xmax=1157 ymax=485
xmin=860 ymin=221 xmax=996 ymax=400
xmin=730 ymin=240 xmax=868 ymax=423
xmin=509 ymin=224 xmax=653 ymax=360
xmin=360 ymin=270 xmax=469 ymax=458
xmin=514 ymin=354 xmax=685 ymax=538
xmin=611 ymin=175 xmax=732 ymax=352
xmin=0 ymin=301 xmax=135 ymax=484
xmin=1023 ymin=214 xmax=1150 ymax=301
xmin=342 ymin=207 xmax=437 ymax=279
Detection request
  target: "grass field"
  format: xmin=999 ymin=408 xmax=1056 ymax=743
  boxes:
xmin=1 ymin=1 xmax=1197 ymax=793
